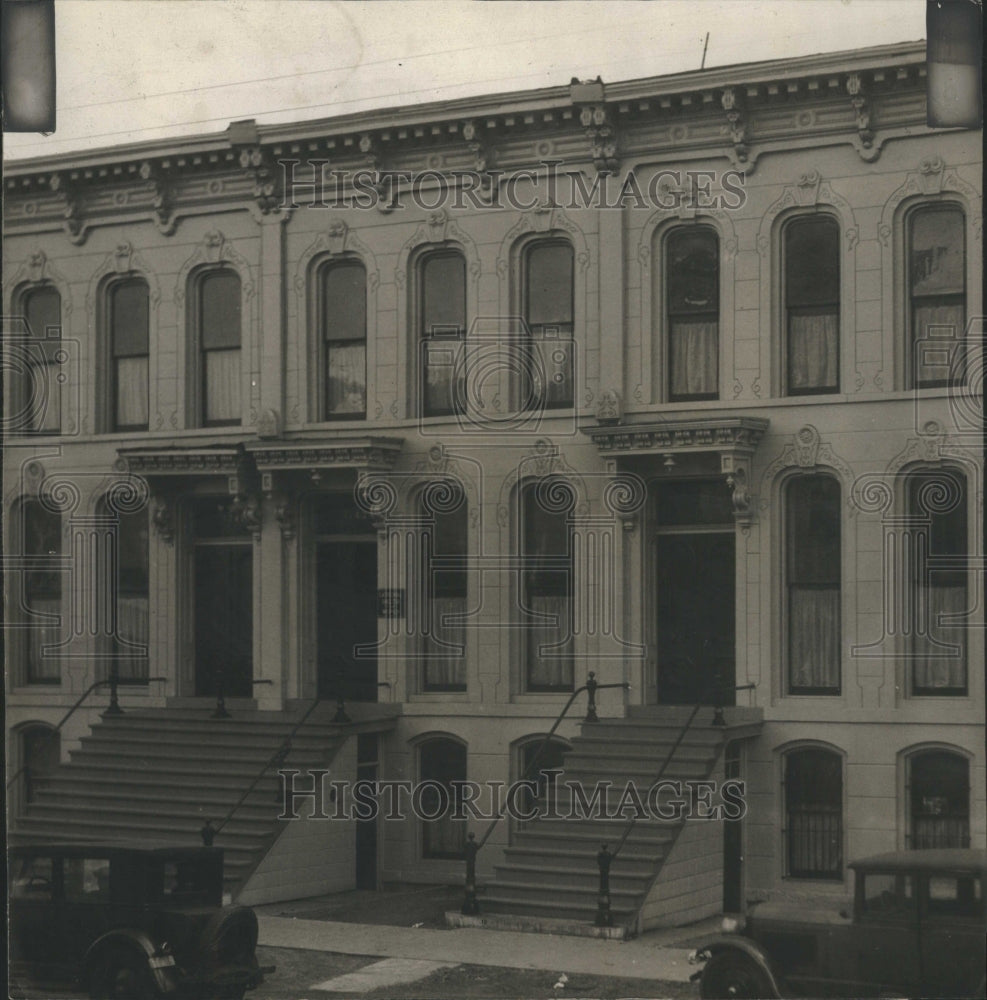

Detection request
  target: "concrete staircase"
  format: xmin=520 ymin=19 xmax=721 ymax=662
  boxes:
xmin=8 ymin=704 xmax=389 ymax=896
xmin=479 ymin=706 xmax=761 ymax=933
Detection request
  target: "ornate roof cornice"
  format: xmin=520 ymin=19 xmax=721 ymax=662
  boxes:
xmin=583 ymin=416 xmax=769 ymax=456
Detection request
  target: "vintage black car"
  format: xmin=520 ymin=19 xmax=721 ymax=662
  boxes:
xmin=692 ymin=848 xmax=987 ymax=999
xmin=8 ymin=842 xmax=270 ymax=999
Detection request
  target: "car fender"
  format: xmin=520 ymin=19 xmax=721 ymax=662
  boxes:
xmin=693 ymin=935 xmax=786 ymax=999
xmin=84 ymin=927 xmax=179 ymax=995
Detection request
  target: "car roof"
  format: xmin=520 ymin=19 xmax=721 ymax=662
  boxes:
xmin=8 ymin=840 xmax=221 ymax=859
xmin=849 ymin=848 xmax=987 ymax=874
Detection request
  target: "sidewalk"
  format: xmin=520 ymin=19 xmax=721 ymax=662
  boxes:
xmin=257 ymin=913 xmax=714 ymax=984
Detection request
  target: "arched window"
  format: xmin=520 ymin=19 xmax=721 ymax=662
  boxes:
xmin=520 ymin=479 xmax=575 ymax=692
xmin=523 ymin=240 xmax=574 ymax=409
xmin=16 ymin=724 xmax=60 ymax=811
xmin=908 ymin=470 xmax=968 ymax=694
xmin=908 ymin=205 xmax=966 ymax=388
xmin=22 ymin=285 xmax=61 ymax=434
xmin=786 ymin=475 xmax=841 ymax=694
xmin=419 ymin=250 xmax=467 ymax=417
xmin=195 ymin=269 xmax=241 ymax=426
xmin=421 ymin=483 xmax=467 ymax=692
xmin=516 ymin=735 xmax=569 ymax=827
xmin=784 ymin=216 xmax=840 ymax=395
xmin=418 ymin=737 xmax=467 ymax=859
xmin=784 ymin=747 xmax=843 ymax=880
xmin=108 ymin=278 xmax=150 ymax=431
xmin=23 ymin=500 xmax=62 ymax=684
xmin=907 ymin=750 xmax=970 ymax=849
xmin=320 ymin=260 xmax=367 ymax=419
xmin=666 ymin=227 xmax=719 ymax=401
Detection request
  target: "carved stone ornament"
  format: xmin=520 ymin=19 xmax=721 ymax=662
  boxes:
xmin=238 ymin=146 xmax=283 ymax=215
xmin=596 ymin=389 xmax=623 ymax=425
xmin=845 ymin=73 xmax=874 ymax=150
xmin=231 ymin=492 xmax=263 ymax=538
xmin=152 ymin=496 xmax=175 ymax=544
xmin=256 ymin=408 xmax=282 ymax=440
xmin=578 ymin=103 xmax=619 ymax=175
xmin=720 ymin=88 xmax=748 ymax=164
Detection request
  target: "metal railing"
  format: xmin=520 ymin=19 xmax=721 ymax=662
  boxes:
xmin=593 ymin=680 xmax=756 ymax=927
xmin=6 ymin=672 xmax=167 ymax=798
xmin=200 ymin=694 xmax=326 ymax=846
xmin=461 ymin=670 xmax=629 ymax=915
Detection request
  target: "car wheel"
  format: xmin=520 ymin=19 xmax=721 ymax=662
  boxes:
xmin=700 ymin=951 xmax=774 ymax=999
xmin=92 ymin=952 xmax=157 ymax=1000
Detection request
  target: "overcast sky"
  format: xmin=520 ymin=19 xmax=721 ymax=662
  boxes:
xmin=4 ymin=0 xmax=927 ymax=162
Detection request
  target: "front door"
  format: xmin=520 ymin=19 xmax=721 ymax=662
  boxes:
xmin=317 ymin=540 xmax=378 ymax=701
xmin=655 ymin=531 xmax=734 ymax=704
xmin=194 ymin=543 xmax=253 ymax=697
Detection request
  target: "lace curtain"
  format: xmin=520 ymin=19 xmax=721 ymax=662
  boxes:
xmin=789 ymin=587 xmax=840 ymax=691
xmin=788 ymin=312 xmax=838 ymax=391
xmin=423 ymin=339 xmax=464 ymax=415
xmin=115 ymin=357 xmax=149 ymax=428
xmin=670 ymin=320 xmax=718 ymax=397
xmin=912 ymin=584 xmax=967 ymax=691
xmin=327 ymin=342 xmax=367 ymax=416
xmin=423 ymin=596 xmax=467 ymax=690
xmin=27 ymin=596 xmax=61 ymax=683
xmin=526 ymin=593 xmax=574 ymax=690
xmin=115 ymin=595 xmax=150 ymax=682
xmin=205 ymin=349 xmax=240 ymax=423
xmin=913 ymin=302 xmax=966 ymax=384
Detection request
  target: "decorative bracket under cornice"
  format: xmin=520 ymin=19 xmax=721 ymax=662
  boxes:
xmin=571 ymin=77 xmax=618 ymax=175
xmin=237 ymin=146 xmax=286 ymax=218
xmin=139 ymin=160 xmax=177 ymax=236
xmin=582 ymin=416 xmax=769 ymax=526
xmin=846 ymin=73 xmax=878 ymax=160
xmin=720 ymin=88 xmax=749 ymax=167
xmin=48 ymin=172 xmax=87 ymax=245
xmin=246 ymin=436 xmax=405 ymax=490
xmin=462 ymin=120 xmax=497 ymax=196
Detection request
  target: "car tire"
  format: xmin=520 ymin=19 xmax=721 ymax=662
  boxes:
xmin=91 ymin=951 xmax=157 ymax=1000
xmin=700 ymin=951 xmax=775 ymax=999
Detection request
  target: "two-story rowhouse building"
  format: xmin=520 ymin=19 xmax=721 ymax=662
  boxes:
xmin=4 ymin=41 xmax=983 ymax=933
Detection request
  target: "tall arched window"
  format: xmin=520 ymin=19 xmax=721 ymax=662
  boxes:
xmin=908 ymin=205 xmax=966 ymax=388
xmin=523 ymin=239 xmax=574 ymax=409
xmin=108 ymin=278 xmax=150 ymax=431
xmin=418 ymin=737 xmax=467 ymax=859
xmin=784 ymin=216 xmax=840 ymax=395
xmin=515 ymin=735 xmax=569 ymax=828
xmin=784 ymin=747 xmax=843 ymax=880
xmin=786 ymin=475 xmax=841 ymax=694
xmin=520 ymin=479 xmax=575 ymax=692
xmin=23 ymin=500 xmax=62 ymax=684
xmin=907 ymin=750 xmax=970 ymax=849
xmin=320 ymin=260 xmax=367 ymax=419
xmin=666 ymin=227 xmax=719 ymax=401
xmin=419 ymin=250 xmax=467 ymax=417
xmin=195 ymin=269 xmax=241 ymax=426
xmin=421 ymin=482 xmax=467 ymax=692
xmin=908 ymin=469 xmax=968 ymax=694
xmin=22 ymin=285 xmax=61 ymax=434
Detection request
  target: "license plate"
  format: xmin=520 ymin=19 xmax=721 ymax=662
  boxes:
xmin=149 ymin=954 xmax=176 ymax=969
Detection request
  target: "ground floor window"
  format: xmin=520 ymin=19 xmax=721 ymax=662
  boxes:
xmin=419 ymin=737 xmax=467 ymax=860
xmin=784 ymin=747 xmax=843 ymax=880
xmin=908 ymin=750 xmax=970 ymax=849
xmin=16 ymin=724 xmax=59 ymax=813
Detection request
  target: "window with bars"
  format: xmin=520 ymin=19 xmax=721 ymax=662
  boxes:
xmin=666 ymin=228 xmax=719 ymax=401
xmin=419 ymin=737 xmax=467 ymax=859
xmin=785 ymin=216 xmax=840 ymax=395
xmin=197 ymin=270 xmax=241 ymax=426
xmin=109 ymin=279 xmax=150 ymax=431
xmin=22 ymin=286 xmax=61 ymax=434
xmin=421 ymin=484 xmax=468 ymax=692
xmin=524 ymin=240 xmax=574 ymax=409
xmin=321 ymin=260 xmax=367 ymax=420
xmin=786 ymin=475 xmax=841 ymax=695
xmin=909 ymin=205 xmax=966 ymax=388
xmin=908 ymin=750 xmax=970 ymax=849
xmin=784 ymin=747 xmax=843 ymax=880
xmin=521 ymin=480 xmax=575 ymax=692
xmin=420 ymin=251 xmax=466 ymax=418
xmin=909 ymin=470 xmax=968 ymax=694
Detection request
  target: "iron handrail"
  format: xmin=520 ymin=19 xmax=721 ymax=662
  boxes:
xmin=203 ymin=694 xmax=324 ymax=844
xmin=6 ymin=674 xmax=167 ymax=793
xmin=609 ymin=680 xmax=756 ymax=861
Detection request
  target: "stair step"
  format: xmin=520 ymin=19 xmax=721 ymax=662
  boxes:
xmin=480 ymin=892 xmax=636 ymax=922
xmin=24 ymin=798 xmax=279 ymax=826
xmin=13 ymin=813 xmax=275 ymax=843
xmin=493 ymin=863 xmax=653 ymax=891
xmin=502 ymin=845 xmax=657 ymax=872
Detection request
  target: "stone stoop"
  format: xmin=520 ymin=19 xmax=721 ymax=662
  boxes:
xmin=475 ymin=706 xmax=762 ymax=934
xmin=8 ymin=704 xmax=397 ymax=896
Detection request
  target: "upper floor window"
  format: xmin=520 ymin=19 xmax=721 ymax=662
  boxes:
xmin=524 ymin=240 xmax=574 ymax=409
xmin=420 ymin=250 xmax=466 ymax=418
xmin=909 ymin=205 xmax=966 ymax=388
xmin=320 ymin=260 xmax=367 ymax=420
xmin=784 ymin=746 xmax=843 ymax=880
xmin=421 ymin=484 xmax=467 ymax=692
xmin=909 ymin=470 xmax=967 ymax=695
xmin=23 ymin=500 xmax=62 ymax=684
xmin=196 ymin=270 xmax=241 ymax=427
xmin=784 ymin=216 xmax=839 ymax=395
xmin=520 ymin=480 xmax=575 ymax=692
xmin=786 ymin=475 xmax=841 ymax=695
xmin=22 ymin=286 xmax=61 ymax=434
xmin=109 ymin=278 xmax=149 ymax=431
xmin=666 ymin=228 xmax=718 ymax=401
